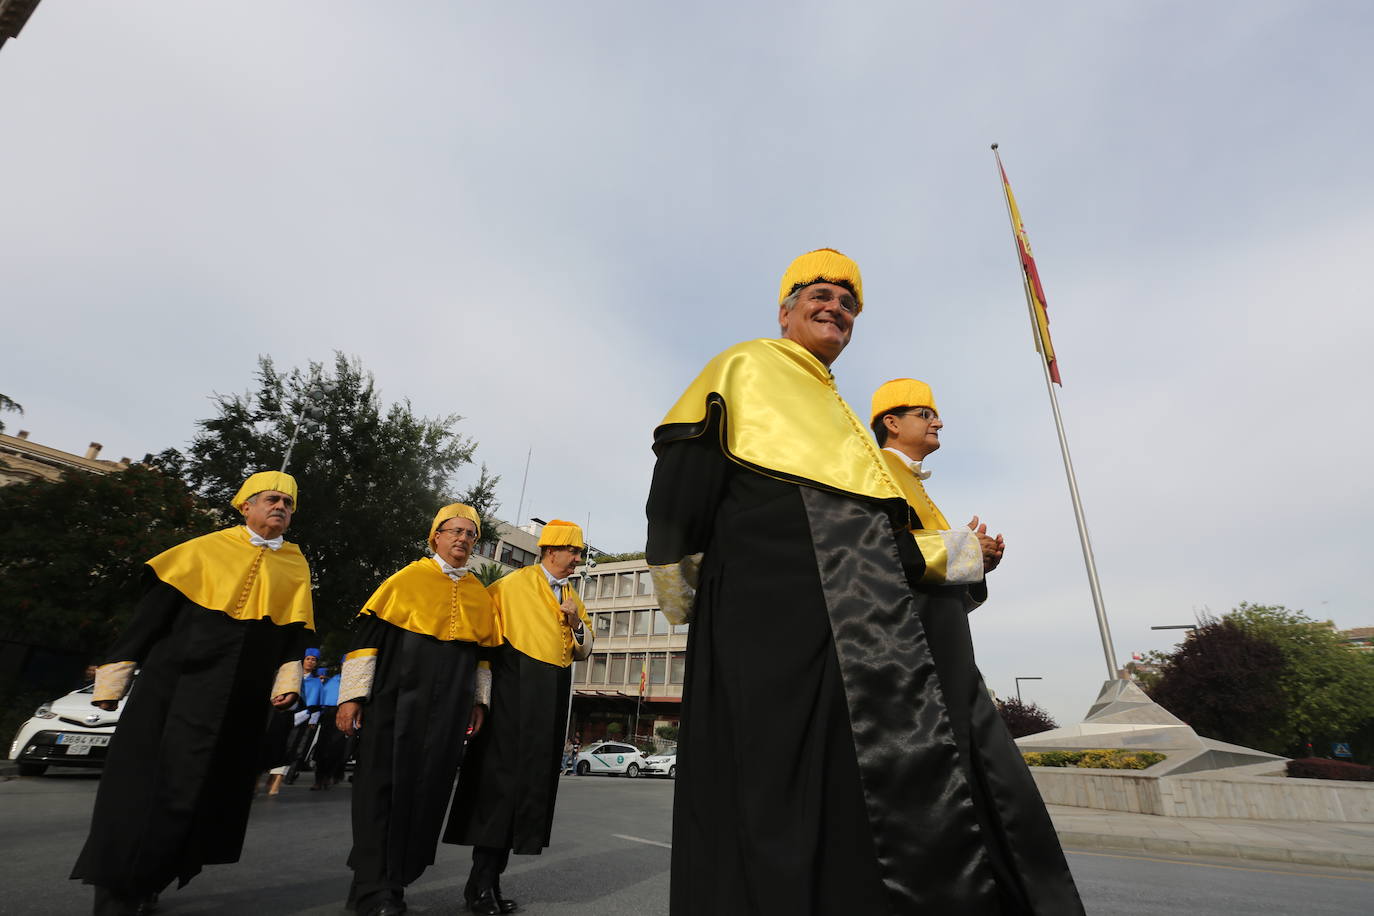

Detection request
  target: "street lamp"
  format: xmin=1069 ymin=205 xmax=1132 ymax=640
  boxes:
xmin=280 ymin=374 xmax=336 ymax=473
xmin=1014 ymin=676 xmax=1042 ymax=703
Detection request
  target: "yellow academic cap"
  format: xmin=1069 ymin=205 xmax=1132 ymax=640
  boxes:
xmin=537 ymin=519 xmax=584 ymax=549
xmin=428 ymin=503 xmax=481 ymax=550
xmin=870 ymin=378 xmax=938 ymax=423
xmin=778 ymin=248 xmax=864 ymax=313
xmin=232 ymin=471 xmax=299 ymax=514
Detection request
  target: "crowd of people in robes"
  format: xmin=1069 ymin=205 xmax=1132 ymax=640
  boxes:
xmin=64 ymin=249 xmax=1084 ymax=916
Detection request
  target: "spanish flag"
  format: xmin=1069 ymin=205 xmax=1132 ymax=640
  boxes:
xmin=997 ymin=155 xmax=1062 ymax=385
xmin=639 ymin=658 xmax=648 ymax=698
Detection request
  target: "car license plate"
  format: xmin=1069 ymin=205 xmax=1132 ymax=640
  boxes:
xmin=58 ymin=734 xmax=110 ymax=754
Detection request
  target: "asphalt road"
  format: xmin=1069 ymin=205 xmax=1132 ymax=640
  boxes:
xmin=1 ymin=769 xmax=1371 ymax=915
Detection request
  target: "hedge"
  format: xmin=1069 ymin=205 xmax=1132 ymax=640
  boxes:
xmin=1286 ymin=757 xmax=1374 ymax=781
xmin=1022 ymin=749 xmax=1166 ymax=770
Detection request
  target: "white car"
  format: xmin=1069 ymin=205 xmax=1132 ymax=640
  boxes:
xmin=642 ymin=750 xmax=677 ymax=779
xmin=9 ymin=684 xmax=125 ymax=776
xmin=573 ymin=741 xmax=649 ymax=777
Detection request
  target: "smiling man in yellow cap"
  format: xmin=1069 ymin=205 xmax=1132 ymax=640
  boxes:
xmin=445 ymin=518 xmax=592 ymax=915
xmin=71 ymin=471 xmax=315 ymax=916
xmin=334 ymin=502 xmax=500 ymax=916
xmin=644 ymin=251 xmax=1084 ymax=915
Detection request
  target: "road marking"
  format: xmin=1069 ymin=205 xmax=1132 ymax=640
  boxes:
xmin=1065 ymin=849 xmax=1374 ymax=883
xmin=613 ymin=833 xmax=672 ymax=849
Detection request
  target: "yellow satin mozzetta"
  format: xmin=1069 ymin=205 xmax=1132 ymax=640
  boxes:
xmin=359 ymin=559 xmax=501 ymax=646
xmin=146 ymin=527 xmax=314 ymax=627
xmin=878 ymin=450 xmax=951 ymax=531
xmin=656 ymin=339 xmax=904 ymax=505
xmin=488 ymin=565 xmax=590 ymax=668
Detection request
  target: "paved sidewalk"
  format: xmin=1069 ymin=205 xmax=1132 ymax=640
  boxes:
xmin=1049 ymin=804 xmax=1374 ymax=871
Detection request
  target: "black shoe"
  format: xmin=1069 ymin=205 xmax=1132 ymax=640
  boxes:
xmin=358 ymin=890 xmax=406 ymax=916
xmin=93 ymin=888 xmax=157 ymax=916
xmin=134 ymin=894 xmax=158 ymax=916
xmin=467 ymin=887 xmax=517 ymax=915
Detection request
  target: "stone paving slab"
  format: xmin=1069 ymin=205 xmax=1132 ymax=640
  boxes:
xmin=1048 ymin=804 xmax=1374 ymax=871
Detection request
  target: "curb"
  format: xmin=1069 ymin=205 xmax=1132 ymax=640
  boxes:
xmin=1057 ymin=829 xmax=1374 ymax=872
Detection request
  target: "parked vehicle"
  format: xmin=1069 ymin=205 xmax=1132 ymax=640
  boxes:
xmin=9 ymin=684 xmax=125 ymax=776
xmin=574 ymin=741 xmax=649 ymax=777
xmin=642 ymin=749 xmax=677 ymax=779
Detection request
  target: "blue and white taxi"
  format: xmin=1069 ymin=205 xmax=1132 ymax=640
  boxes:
xmin=573 ymin=741 xmax=649 ymax=778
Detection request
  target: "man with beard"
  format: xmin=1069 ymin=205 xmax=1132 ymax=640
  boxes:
xmin=445 ymin=519 xmax=593 ymax=915
xmin=644 ymin=250 xmax=1083 ymax=914
xmin=335 ymin=503 xmax=500 ymax=916
xmin=72 ymin=471 xmax=315 ymax=916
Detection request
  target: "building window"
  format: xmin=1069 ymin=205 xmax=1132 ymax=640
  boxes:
xmin=572 ymin=659 xmax=586 ymax=684
xmin=594 ymin=613 xmax=612 ymax=637
xmin=673 ymin=618 xmax=690 ymax=636
xmin=499 ymin=543 xmax=535 ymax=569
xmin=474 ymin=539 xmax=495 ymax=559
xmin=652 ymin=610 xmax=670 ymax=636
xmin=581 ymin=575 xmax=598 ymax=600
xmin=632 ymin=610 xmax=651 ymax=636
xmin=628 ymin=652 xmax=646 ymax=689
xmin=608 ymin=653 xmax=626 ymax=685
xmin=669 ymin=652 xmax=686 ymax=684
xmin=637 ymin=571 xmax=654 ymax=596
xmin=612 ymin=611 xmax=630 ymax=637
xmin=617 ymin=572 xmax=634 ymax=597
xmin=590 ymin=654 xmax=608 ymax=684
xmin=649 ymin=653 xmax=667 ymax=685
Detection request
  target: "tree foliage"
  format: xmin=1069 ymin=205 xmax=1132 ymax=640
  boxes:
xmin=1145 ymin=614 xmax=1288 ymax=752
xmin=179 ymin=354 xmax=499 ymax=646
xmin=0 ymin=393 xmax=22 ymax=434
xmin=996 ymin=697 xmax=1058 ymax=738
xmin=0 ymin=464 xmax=217 ymax=657
xmin=1145 ymin=603 xmax=1374 ymax=759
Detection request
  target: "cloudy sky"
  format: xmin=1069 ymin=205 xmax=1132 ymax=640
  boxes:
xmin=4 ymin=1 xmax=1371 ymax=723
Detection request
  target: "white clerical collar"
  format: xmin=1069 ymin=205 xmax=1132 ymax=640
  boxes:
xmin=432 ymin=555 xmax=469 ymax=581
xmin=883 ymin=447 xmax=933 ymax=480
xmin=541 ymin=565 xmax=570 ymax=588
xmin=244 ymin=525 xmax=284 ymax=551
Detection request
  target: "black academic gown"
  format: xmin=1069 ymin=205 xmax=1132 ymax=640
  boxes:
xmin=444 ymin=644 xmax=570 ymax=855
xmin=346 ymin=612 xmax=479 ymax=890
xmin=646 ymin=426 xmax=1084 ymax=916
xmin=70 ymin=575 xmax=311 ymax=896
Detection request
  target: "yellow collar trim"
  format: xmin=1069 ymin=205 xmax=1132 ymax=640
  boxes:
xmin=146 ymin=527 xmax=314 ymax=628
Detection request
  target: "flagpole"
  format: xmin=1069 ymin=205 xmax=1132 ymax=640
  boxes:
xmin=991 ymin=143 xmax=1119 ymax=680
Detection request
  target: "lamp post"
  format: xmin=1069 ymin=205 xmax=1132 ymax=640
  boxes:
xmin=1150 ymin=625 xmax=1197 ymax=631
xmin=280 ymin=374 xmax=336 ymax=473
xmin=1014 ymin=676 xmax=1043 ymax=703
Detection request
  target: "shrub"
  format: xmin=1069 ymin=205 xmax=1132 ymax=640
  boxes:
xmin=996 ymin=697 xmax=1058 ymax=738
xmin=1022 ymin=749 xmax=1166 ymax=770
xmin=1286 ymin=757 xmax=1374 ymax=781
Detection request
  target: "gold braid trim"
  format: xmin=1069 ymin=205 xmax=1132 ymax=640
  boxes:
xmin=93 ymin=661 xmax=136 ymax=704
xmin=649 ymin=554 xmax=702 ymax=626
xmin=270 ymin=660 xmax=302 ymax=700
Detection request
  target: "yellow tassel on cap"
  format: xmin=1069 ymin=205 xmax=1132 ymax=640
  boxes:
xmin=428 ymin=503 xmax=482 ymax=550
xmin=232 ymin=471 xmax=299 ymax=514
xmin=871 ymin=378 xmax=938 ymax=423
xmin=778 ymin=248 xmax=864 ymax=312
xmin=537 ymin=519 xmax=585 ymax=548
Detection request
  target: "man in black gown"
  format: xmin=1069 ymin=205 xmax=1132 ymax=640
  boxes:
xmin=645 ymin=249 xmax=1084 ymax=914
xmin=445 ymin=519 xmax=593 ymax=915
xmin=71 ymin=471 xmax=315 ymax=916
xmin=336 ymin=503 xmax=500 ymax=916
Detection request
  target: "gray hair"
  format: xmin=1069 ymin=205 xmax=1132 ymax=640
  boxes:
xmin=781 ymin=289 xmax=802 ymax=312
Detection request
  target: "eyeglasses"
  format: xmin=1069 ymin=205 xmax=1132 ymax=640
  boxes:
xmin=902 ymin=407 xmax=939 ymax=422
xmin=436 ymin=525 xmax=478 ymax=541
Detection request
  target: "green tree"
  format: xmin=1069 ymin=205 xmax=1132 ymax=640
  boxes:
xmin=1228 ymin=603 xmax=1374 ymax=756
xmin=1145 ymin=603 xmax=1374 ymax=759
xmin=473 ymin=562 xmax=511 ymax=587
xmin=1144 ymin=614 xmax=1288 ymax=752
xmin=0 ymin=393 xmax=22 ymax=434
xmin=0 ymin=464 xmax=217 ymax=658
xmin=179 ymin=354 xmax=499 ymax=647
